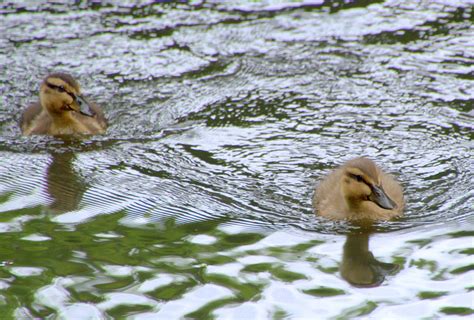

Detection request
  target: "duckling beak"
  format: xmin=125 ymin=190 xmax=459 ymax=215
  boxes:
xmin=75 ymin=95 xmax=95 ymax=117
xmin=369 ymin=185 xmax=396 ymax=210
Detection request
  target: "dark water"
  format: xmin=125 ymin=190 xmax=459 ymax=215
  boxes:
xmin=0 ymin=1 xmax=473 ymax=318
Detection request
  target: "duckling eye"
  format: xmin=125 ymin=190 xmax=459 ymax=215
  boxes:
xmin=45 ymin=82 xmax=67 ymax=93
xmin=348 ymin=173 xmax=364 ymax=183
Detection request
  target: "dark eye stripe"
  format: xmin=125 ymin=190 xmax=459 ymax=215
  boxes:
xmin=46 ymin=82 xmax=62 ymax=91
xmin=348 ymin=173 xmax=368 ymax=184
xmin=46 ymin=82 xmax=75 ymax=99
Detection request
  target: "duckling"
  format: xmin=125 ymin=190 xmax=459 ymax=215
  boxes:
xmin=313 ymin=157 xmax=404 ymax=220
xmin=20 ymin=73 xmax=107 ymax=136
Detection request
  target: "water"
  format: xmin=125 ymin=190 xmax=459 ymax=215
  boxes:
xmin=0 ymin=0 xmax=473 ymax=318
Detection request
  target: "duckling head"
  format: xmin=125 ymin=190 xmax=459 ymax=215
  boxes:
xmin=341 ymin=157 xmax=396 ymax=211
xmin=39 ymin=73 xmax=95 ymax=117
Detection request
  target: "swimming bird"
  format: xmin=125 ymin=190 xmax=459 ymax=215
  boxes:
xmin=20 ymin=73 xmax=107 ymax=136
xmin=313 ymin=157 xmax=404 ymax=220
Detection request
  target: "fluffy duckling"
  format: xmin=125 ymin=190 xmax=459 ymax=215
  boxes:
xmin=20 ymin=73 xmax=107 ymax=136
xmin=313 ymin=157 xmax=404 ymax=220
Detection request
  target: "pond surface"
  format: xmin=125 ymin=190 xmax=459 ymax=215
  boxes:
xmin=0 ymin=0 xmax=473 ymax=318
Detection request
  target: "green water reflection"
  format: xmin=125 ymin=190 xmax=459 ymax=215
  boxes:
xmin=2 ymin=202 xmax=472 ymax=318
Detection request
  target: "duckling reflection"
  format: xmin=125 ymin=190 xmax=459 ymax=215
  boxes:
xmin=21 ymin=73 xmax=107 ymax=136
xmin=340 ymin=232 xmax=400 ymax=287
xmin=45 ymin=152 xmax=86 ymax=214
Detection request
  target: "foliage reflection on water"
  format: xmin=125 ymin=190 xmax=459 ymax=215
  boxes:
xmin=0 ymin=200 xmax=472 ymax=318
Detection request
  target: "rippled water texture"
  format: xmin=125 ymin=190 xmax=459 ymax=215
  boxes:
xmin=0 ymin=1 xmax=473 ymax=318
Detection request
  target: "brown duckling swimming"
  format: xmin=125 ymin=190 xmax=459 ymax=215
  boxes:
xmin=20 ymin=73 xmax=107 ymax=136
xmin=313 ymin=157 xmax=404 ymax=220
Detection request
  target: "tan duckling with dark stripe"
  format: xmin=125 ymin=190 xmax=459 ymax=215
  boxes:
xmin=21 ymin=73 xmax=107 ymax=136
xmin=313 ymin=157 xmax=404 ymax=221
